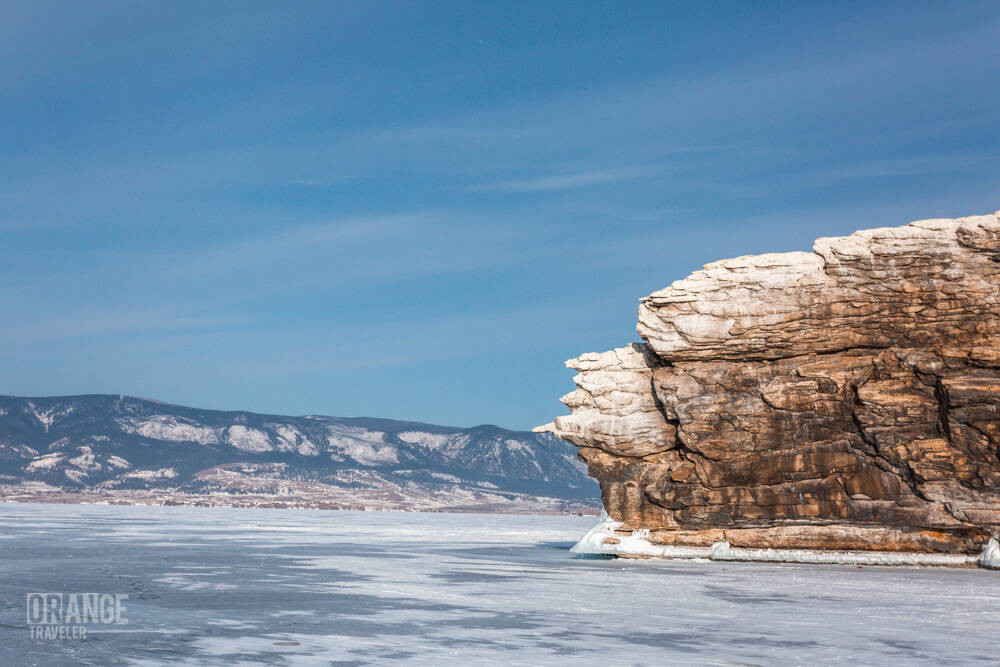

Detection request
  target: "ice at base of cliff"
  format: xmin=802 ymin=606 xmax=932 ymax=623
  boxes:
xmin=572 ymin=512 xmax=997 ymax=568
xmin=570 ymin=511 xmax=709 ymax=559
xmin=980 ymin=538 xmax=1000 ymax=569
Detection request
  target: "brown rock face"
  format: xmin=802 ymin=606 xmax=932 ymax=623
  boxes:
xmin=539 ymin=211 xmax=1000 ymax=555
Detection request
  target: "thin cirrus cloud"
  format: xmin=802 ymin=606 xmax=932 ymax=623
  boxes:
xmin=471 ymin=165 xmax=664 ymax=193
xmin=0 ymin=308 xmax=248 ymax=346
xmin=124 ymin=210 xmax=567 ymax=295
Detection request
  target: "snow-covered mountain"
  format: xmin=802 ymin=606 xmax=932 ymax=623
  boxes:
xmin=0 ymin=395 xmax=597 ymax=512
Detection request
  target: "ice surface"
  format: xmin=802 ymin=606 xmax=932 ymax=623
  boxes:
xmin=1 ymin=503 xmax=999 ymax=666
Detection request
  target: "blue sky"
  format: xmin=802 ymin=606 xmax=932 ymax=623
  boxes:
xmin=2 ymin=2 xmax=998 ymax=429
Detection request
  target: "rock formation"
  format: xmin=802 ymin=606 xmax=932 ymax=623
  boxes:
xmin=538 ymin=211 xmax=1000 ymax=560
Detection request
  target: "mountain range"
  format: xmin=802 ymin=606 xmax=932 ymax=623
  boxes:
xmin=0 ymin=394 xmax=597 ymax=513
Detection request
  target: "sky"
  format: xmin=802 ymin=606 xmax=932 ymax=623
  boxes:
xmin=1 ymin=2 xmax=998 ymax=430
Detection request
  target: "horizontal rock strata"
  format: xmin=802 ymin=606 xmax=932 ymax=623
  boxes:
xmin=539 ymin=211 xmax=1000 ymax=557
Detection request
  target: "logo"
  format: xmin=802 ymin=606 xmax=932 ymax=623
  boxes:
xmin=26 ymin=593 xmax=128 ymax=640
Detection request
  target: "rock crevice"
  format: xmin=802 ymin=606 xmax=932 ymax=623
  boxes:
xmin=538 ymin=211 xmax=1000 ymax=556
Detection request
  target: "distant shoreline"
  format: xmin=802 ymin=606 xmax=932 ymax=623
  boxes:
xmin=0 ymin=491 xmax=600 ymax=516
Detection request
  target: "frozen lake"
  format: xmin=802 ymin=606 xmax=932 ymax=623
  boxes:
xmin=1 ymin=503 xmax=998 ymax=665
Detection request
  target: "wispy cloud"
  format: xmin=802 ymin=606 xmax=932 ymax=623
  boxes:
xmin=473 ymin=165 xmax=662 ymax=193
xmin=284 ymin=173 xmax=361 ymax=188
xmin=810 ymin=153 xmax=1000 ymax=181
xmin=0 ymin=309 xmax=247 ymax=345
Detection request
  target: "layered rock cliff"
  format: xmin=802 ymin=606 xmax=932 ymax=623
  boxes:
xmin=539 ymin=211 xmax=1000 ymax=559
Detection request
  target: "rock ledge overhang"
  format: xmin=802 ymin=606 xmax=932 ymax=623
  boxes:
xmin=538 ymin=211 xmax=1000 ymax=563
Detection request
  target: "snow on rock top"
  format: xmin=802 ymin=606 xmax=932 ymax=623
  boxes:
xmin=26 ymin=454 xmax=65 ymax=471
xmin=123 ymin=468 xmax=179 ymax=480
xmin=68 ymin=447 xmax=101 ymax=471
xmin=28 ymin=402 xmax=75 ymax=433
xmin=107 ymin=456 xmax=131 ymax=469
xmin=323 ymin=425 xmax=399 ymax=466
xmin=397 ymin=431 xmax=452 ymax=449
xmin=266 ymin=423 xmax=319 ymax=456
xmin=327 ymin=437 xmax=398 ymax=465
xmin=117 ymin=416 xmax=220 ymax=444
xmin=225 ymin=425 xmax=274 ymax=453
